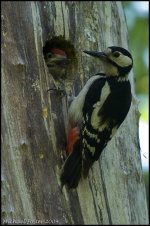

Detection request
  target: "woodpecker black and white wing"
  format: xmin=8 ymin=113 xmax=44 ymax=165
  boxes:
xmin=81 ymin=76 xmax=131 ymax=168
xmin=69 ymin=74 xmax=106 ymax=126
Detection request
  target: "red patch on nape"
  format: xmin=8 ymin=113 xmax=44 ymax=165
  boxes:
xmin=50 ymin=48 xmax=67 ymax=57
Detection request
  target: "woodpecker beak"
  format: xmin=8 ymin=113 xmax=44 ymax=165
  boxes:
xmin=83 ymin=50 xmax=107 ymax=61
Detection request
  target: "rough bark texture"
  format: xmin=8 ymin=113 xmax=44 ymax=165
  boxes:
xmin=1 ymin=1 xmax=148 ymax=225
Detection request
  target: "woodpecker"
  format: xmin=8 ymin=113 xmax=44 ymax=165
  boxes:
xmin=60 ymin=46 xmax=133 ymax=189
xmin=44 ymin=48 xmax=70 ymax=80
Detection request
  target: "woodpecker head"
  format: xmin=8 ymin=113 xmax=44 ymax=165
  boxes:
xmin=44 ymin=48 xmax=70 ymax=79
xmin=84 ymin=46 xmax=133 ymax=77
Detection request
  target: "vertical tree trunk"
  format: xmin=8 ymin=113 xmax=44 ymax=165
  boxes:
xmin=2 ymin=1 xmax=148 ymax=224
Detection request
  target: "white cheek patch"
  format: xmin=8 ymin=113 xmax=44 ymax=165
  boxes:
xmin=117 ymin=55 xmax=132 ymax=67
xmin=111 ymin=54 xmax=132 ymax=67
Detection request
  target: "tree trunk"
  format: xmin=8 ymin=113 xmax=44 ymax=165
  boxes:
xmin=1 ymin=1 xmax=148 ymax=225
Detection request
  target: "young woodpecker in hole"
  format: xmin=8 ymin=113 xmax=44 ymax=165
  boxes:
xmin=44 ymin=48 xmax=70 ymax=80
xmin=60 ymin=46 xmax=133 ymax=189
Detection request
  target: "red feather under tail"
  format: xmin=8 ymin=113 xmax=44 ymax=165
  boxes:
xmin=66 ymin=127 xmax=79 ymax=155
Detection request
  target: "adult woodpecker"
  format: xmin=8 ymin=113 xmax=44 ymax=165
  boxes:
xmin=44 ymin=48 xmax=70 ymax=80
xmin=60 ymin=46 xmax=133 ymax=189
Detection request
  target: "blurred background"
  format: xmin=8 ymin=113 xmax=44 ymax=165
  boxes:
xmin=123 ymin=1 xmax=149 ymax=210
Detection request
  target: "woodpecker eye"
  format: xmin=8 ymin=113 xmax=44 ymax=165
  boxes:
xmin=112 ymin=51 xmax=120 ymax=58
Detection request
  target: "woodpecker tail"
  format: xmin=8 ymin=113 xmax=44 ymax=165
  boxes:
xmin=60 ymin=139 xmax=82 ymax=189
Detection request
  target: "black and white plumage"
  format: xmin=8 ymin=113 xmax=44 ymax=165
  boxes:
xmin=60 ymin=46 xmax=133 ymax=189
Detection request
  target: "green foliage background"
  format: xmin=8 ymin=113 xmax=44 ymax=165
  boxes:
xmin=123 ymin=1 xmax=149 ymax=212
xmin=123 ymin=1 xmax=148 ymax=121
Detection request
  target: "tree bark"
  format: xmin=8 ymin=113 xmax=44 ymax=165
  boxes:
xmin=1 ymin=1 xmax=148 ymax=225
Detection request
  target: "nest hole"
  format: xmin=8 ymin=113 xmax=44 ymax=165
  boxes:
xmin=43 ymin=36 xmax=78 ymax=81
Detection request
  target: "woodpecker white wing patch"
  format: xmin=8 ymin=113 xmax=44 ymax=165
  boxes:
xmin=83 ymin=125 xmax=100 ymax=142
xmin=91 ymin=81 xmax=111 ymax=130
xmin=69 ymin=75 xmax=103 ymax=125
xmin=83 ymin=139 xmax=95 ymax=156
xmin=91 ymin=101 xmax=101 ymax=129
